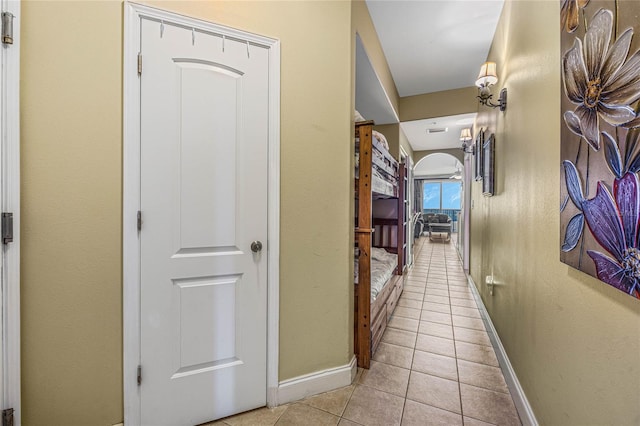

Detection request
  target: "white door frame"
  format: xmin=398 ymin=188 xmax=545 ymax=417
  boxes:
xmin=463 ymin=153 xmax=472 ymax=271
xmin=399 ymin=147 xmax=411 ymax=267
xmin=123 ymin=3 xmax=280 ymax=424
xmin=1 ymin=0 xmax=20 ymax=424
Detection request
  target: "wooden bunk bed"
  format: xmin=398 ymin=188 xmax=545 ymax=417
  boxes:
xmin=354 ymin=121 xmax=406 ymax=369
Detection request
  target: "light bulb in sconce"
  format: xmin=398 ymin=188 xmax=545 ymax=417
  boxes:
xmin=475 ymin=61 xmax=507 ymax=111
xmin=475 ymin=61 xmax=498 ymax=87
xmin=460 ymin=128 xmax=473 ymax=153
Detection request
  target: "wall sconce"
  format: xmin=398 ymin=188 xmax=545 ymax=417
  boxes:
xmin=476 ymin=61 xmax=507 ymax=111
xmin=460 ymin=128 xmax=473 ymax=153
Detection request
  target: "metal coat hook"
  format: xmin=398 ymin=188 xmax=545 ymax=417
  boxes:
xmin=246 ymin=40 xmax=250 ymax=58
xmin=192 ymin=28 xmax=195 ymax=45
xmin=222 ymin=35 xmax=226 ymax=52
xmin=160 ymin=20 xmax=164 ymax=38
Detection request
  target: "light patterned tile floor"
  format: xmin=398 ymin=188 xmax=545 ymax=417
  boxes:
xmin=209 ymin=237 xmax=521 ymax=426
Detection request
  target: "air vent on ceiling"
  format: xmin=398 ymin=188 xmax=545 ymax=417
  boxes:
xmin=427 ymin=127 xmax=448 ymax=134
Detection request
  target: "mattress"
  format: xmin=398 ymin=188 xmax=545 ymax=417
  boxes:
xmin=354 ymin=247 xmax=398 ymax=301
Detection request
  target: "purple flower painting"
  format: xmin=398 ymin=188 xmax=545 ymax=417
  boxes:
xmin=560 ymin=1 xmax=640 ymax=300
xmin=583 ymin=173 xmax=640 ymax=298
xmin=562 ymin=9 xmax=640 ymax=150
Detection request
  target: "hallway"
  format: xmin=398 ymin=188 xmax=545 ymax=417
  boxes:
xmin=210 ymin=238 xmax=521 ymax=426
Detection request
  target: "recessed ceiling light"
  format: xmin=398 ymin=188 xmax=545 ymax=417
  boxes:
xmin=427 ymin=127 xmax=448 ymax=134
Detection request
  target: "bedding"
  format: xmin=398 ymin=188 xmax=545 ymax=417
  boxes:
xmin=354 ymin=247 xmax=398 ymax=301
xmin=371 ymin=170 xmax=395 ymax=196
xmin=372 ymin=130 xmax=389 ymax=151
xmin=355 ymin=136 xmax=398 ymax=197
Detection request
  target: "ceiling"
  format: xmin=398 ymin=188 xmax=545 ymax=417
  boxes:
xmin=355 ymin=0 xmax=504 ymax=163
xmin=355 ymin=34 xmax=399 ymax=125
xmin=365 ymin=0 xmax=505 ymax=97
xmin=401 ymin=112 xmax=476 ymax=151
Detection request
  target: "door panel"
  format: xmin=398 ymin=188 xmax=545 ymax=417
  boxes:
xmin=140 ymin=18 xmax=268 ymax=426
xmin=173 ymin=274 xmax=239 ymax=373
xmin=176 ymin=61 xmax=240 ymax=250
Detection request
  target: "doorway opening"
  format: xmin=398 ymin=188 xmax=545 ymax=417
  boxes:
xmin=414 ymin=153 xmax=469 ymax=268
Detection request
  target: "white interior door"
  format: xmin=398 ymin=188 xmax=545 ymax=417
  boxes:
xmin=139 ymin=18 xmax=269 ymax=426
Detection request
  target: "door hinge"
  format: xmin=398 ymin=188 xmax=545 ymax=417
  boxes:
xmin=2 ymin=212 xmax=13 ymax=244
xmin=137 ymin=211 xmax=142 ymax=231
xmin=1 ymin=12 xmax=13 ymax=45
xmin=137 ymin=52 xmax=142 ymax=76
xmin=2 ymin=408 xmax=14 ymax=426
xmin=137 ymin=365 xmax=142 ymax=386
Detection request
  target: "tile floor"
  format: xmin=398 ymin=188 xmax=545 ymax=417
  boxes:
xmin=209 ymin=237 xmax=521 ymax=426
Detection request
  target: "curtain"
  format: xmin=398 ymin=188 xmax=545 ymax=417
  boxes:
xmin=414 ymin=179 xmax=424 ymax=214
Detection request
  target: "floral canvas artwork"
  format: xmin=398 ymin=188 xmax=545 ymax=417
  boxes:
xmin=560 ymin=0 xmax=640 ymax=299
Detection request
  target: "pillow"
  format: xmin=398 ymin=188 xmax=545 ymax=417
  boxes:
xmin=437 ymin=214 xmax=450 ymax=223
xmin=370 ymin=247 xmax=389 ymax=261
xmin=372 ymin=130 xmax=389 ymax=151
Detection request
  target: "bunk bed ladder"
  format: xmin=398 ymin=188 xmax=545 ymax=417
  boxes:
xmin=355 ymin=121 xmax=374 ymax=369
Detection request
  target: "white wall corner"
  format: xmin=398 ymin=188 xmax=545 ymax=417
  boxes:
xmin=274 ymin=356 xmax=357 ymax=406
xmin=467 ymin=276 xmax=539 ymax=426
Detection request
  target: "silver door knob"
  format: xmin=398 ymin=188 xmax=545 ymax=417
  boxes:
xmin=251 ymin=241 xmax=263 ymax=253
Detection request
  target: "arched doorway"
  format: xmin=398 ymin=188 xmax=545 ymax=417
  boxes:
xmin=413 ymin=152 xmax=470 ymax=270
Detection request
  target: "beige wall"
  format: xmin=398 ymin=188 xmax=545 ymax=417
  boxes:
xmin=414 ymin=149 xmax=463 ymax=166
xmin=21 ymin=2 xmax=123 ymax=425
xmin=470 ymin=1 xmax=640 ymax=424
xmin=400 ymin=86 xmax=478 ymax=122
xmin=373 ymin=123 xmax=399 ymax=160
xmin=21 ymin=1 xmax=353 ymax=424
xmin=372 ymin=124 xmax=414 ymax=164
xmin=399 ymin=127 xmax=413 ymax=161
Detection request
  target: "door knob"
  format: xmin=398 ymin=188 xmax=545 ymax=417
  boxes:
xmin=251 ymin=241 xmax=263 ymax=253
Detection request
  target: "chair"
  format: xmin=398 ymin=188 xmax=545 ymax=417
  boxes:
xmin=424 ymin=213 xmax=437 ymax=225
xmin=413 ymin=212 xmax=424 ymax=239
xmin=427 ymin=214 xmax=452 ymax=242
xmin=437 ymin=214 xmax=451 ymax=224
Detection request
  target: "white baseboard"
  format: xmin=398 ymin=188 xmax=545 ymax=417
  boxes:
xmin=467 ymin=276 xmax=539 ymax=426
xmin=270 ymin=356 xmax=357 ymax=407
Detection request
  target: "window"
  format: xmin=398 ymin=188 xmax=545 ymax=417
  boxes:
xmin=423 ymin=182 xmax=440 ymax=209
xmin=442 ymin=182 xmax=462 ymax=209
xmin=422 ymin=181 xmax=462 ymax=210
